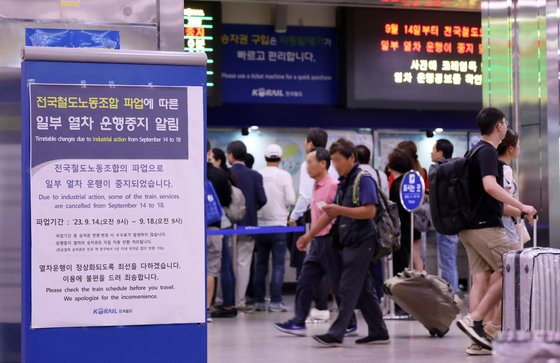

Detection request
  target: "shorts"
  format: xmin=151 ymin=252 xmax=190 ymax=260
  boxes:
xmin=458 ymin=227 xmax=511 ymax=275
xmin=207 ymin=227 xmax=223 ymax=277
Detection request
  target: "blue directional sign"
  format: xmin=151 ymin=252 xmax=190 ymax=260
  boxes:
xmin=399 ymin=170 xmax=425 ymax=212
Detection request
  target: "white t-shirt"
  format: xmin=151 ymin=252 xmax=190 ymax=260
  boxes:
xmin=359 ymin=164 xmax=390 ymax=197
xmin=258 ymin=166 xmax=296 ymax=226
xmin=502 ymin=164 xmax=520 ymax=244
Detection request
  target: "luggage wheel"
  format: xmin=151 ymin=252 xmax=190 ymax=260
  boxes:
xmin=428 ymin=329 xmax=448 ymax=338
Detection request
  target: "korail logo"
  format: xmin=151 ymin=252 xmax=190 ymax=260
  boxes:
xmin=252 ymin=88 xmax=284 ymax=98
xmin=93 ymin=308 xmax=118 ymax=315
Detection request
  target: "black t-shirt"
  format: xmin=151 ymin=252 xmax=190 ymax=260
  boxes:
xmin=207 ymin=163 xmax=232 ymax=228
xmin=468 ymin=140 xmax=504 ymax=229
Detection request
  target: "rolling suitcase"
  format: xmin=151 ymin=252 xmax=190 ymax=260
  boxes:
xmin=502 ymin=219 xmax=560 ymax=332
xmin=383 ymin=215 xmax=462 ymax=337
xmin=384 ymin=268 xmax=463 ymax=337
xmin=493 ymin=330 xmax=560 ymax=363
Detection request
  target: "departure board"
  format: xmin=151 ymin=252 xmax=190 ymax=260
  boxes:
xmin=345 ymin=8 xmax=482 ymax=111
xmin=184 ymin=1 xmax=221 ymax=106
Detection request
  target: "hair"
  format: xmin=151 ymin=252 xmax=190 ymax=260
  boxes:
xmin=265 ymin=156 xmax=281 ymax=163
xmin=329 ymin=138 xmax=357 ymax=159
xmin=497 ymin=129 xmax=520 ymax=156
xmin=212 ymin=148 xmax=238 ymax=186
xmin=226 ymin=140 xmax=247 ymax=162
xmin=397 ymin=140 xmax=422 ymax=173
xmin=476 ymin=107 xmax=506 ymax=136
xmin=306 ymin=128 xmax=328 ymax=148
xmin=435 ymin=139 xmax=454 ymax=159
xmin=244 ymin=153 xmax=255 ymax=169
xmin=356 ymin=145 xmax=371 ymax=165
xmin=309 ymin=147 xmax=331 ymax=170
xmin=388 ymin=148 xmax=414 ymax=173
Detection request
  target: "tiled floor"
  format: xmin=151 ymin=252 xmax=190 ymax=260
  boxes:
xmin=208 ymin=303 xmax=492 ymax=363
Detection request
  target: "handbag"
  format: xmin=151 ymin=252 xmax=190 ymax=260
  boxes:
xmin=205 ymin=179 xmax=223 ymax=225
xmin=413 ymin=201 xmax=431 ymax=232
xmin=223 ymin=185 xmax=246 ymax=222
xmin=516 ymin=219 xmax=531 ymax=245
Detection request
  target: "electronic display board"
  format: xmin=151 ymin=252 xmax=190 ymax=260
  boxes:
xmin=184 ymin=1 xmax=221 ymax=106
xmin=345 ymin=8 xmax=482 ymax=111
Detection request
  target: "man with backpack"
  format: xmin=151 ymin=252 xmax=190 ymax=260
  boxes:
xmin=430 ymin=139 xmax=461 ymax=293
xmin=453 ymin=108 xmax=536 ymax=352
xmin=295 ymin=138 xmax=390 ymax=347
xmin=274 ymin=147 xmax=357 ymax=336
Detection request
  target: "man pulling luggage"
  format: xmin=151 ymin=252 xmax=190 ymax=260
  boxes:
xmin=296 ymin=138 xmax=390 ymax=347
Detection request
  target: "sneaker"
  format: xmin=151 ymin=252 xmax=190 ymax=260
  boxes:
xmin=238 ymin=305 xmax=255 ymax=313
xmin=269 ymin=302 xmax=289 ymax=312
xmin=210 ymin=307 xmax=238 ymax=318
xmin=456 ymin=317 xmax=492 ymax=350
xmin=484 ymin=322 xmax=501 ymax=342
xmin=310 ymin=308 xmax=330 ymax=321
xmin=345 ymin=325 xmax=359 ymax=337
xmin=355 ymin=335 xmax=391 ymax=345
xmin=274 ymin=321 xmax=306 ymax=336
xmin=466 ymin=342 xmax=492 ymax=355
xmin=207 ymin=309 xmax=212 ymax=323
xmin=254 ymin=302 xmax=266 ymax=312
xmin=313 ymin=334 xmax=342 ymax=347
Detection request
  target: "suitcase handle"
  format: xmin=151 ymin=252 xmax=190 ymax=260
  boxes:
xmin=532 ymin=216 xmax=538 ymax=248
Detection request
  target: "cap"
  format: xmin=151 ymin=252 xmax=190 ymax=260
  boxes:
xmin=265 ymin=144 xmax=283 ymax=158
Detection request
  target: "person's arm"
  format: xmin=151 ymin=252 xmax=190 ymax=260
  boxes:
xmin=504 ymin=202 xmax=535 ymax=225
xmin=256 ymin=173 xmax=267 ymax=210
xmin=289 ymin=163 xmax=313 ymax=222
xmin=322 ymin=204 xmax=376 ymax=220
xmin=296 ymin=213 xmax=334 ymax=251
xmin=503 ymin=204 xmax=520 ymax=217
xmin=284 ymin=173 xmax=296 ymax=208
xmin=483 ymin=176 xmax=536 ymax=216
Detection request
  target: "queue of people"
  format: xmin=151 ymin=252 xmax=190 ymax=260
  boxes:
xmin=204 ymin=110 xmax=538 ymax=355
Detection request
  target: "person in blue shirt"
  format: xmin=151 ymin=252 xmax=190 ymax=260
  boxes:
xmin=296 ymin=138 xmax=390 ymax=347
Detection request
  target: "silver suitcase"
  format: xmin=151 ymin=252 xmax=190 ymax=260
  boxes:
xmin=493 ymin=331 xmax=560 ymax=363
xmin=502 ymin=230 xmax=560 ymax=332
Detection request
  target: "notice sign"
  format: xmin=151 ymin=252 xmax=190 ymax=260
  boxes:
xmin=221 ymin=24 xmax=338 ymax=104
xmin=29 ymin=83 xmax=205 ymax=329
xmin=346 ymin=8 xmax=482 ymax=110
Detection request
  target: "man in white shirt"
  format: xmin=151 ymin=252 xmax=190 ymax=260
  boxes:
xmin=356 ymin=145 xmax=389 ymax=197
xmin=254 ymin=144 xmax=296 ymax=312
xmin=289 ymin=129 xmax=339 ymax=226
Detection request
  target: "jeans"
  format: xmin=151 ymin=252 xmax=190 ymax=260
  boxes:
xmin=254 ymin=233 xmax=287 ymax=304
xmin=436 ymin=232 xmax=460 ymax=293
xmin=220 ymin=236 xmax=236 ymax=308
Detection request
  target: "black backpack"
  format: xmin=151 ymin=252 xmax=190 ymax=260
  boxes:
xmin=428 ymin=144 xmax=485 ymax=235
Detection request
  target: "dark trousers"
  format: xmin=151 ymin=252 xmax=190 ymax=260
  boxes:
xmin=220 ymin=236 xmax=236 ymax=308
xmin=328 ymin=239 xmax=389 ymax=341
xmin=254 ymin=233 xmax=287 ymax=304
xmin=291 ymin=235 xmax=355 ymax=327
xmin=313 ymin=275 xmax=329 ymax=311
